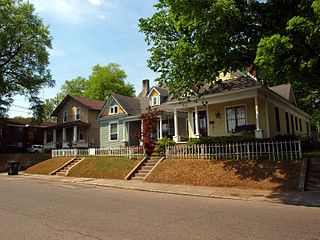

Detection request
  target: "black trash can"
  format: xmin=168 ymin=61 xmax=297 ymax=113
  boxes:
xmin=8 ymin=161 xmax=19 ymax=175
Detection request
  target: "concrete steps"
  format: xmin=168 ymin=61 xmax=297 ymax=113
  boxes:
xmin=305 ymin=158 xmax=320 ymax=191
xmin=129 ymin=157 xmax=162 ymax=181
xmin=55 ymin=158 xmax=83 ymax=176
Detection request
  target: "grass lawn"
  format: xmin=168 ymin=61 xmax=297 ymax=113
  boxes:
xmin=0 ymin=153 xmax=51 ymax=172
xmin=68 ymin=157 xmax=140 ymax=179
xmin=147 ymin=159 xmax=302 ymax=191
xmin=24 ymin=157 xmax=73 ymax=175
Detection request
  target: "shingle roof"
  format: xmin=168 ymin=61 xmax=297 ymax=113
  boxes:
xmin=203 ymin=77 xmax=261 ymax=95
xmin=269 ymin=84 xmax=293 ymax=102
xmin=52 ymin=95 xmax=104 ymax=116
xmin=112 ymin=94 xmax=141 ymax=116
xmin=154 ymin=87 xmax=169 ymax=96
xmin=8 ymin=118 xmax=54 ymax=127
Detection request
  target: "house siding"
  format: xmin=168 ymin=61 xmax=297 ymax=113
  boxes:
xmin=207 ymin=98 xmax=258 ymax=137
xmin=100 ymin=119 xmax=126 ymax=148
xmin=267 ymin=100 xmax=309 ymax=138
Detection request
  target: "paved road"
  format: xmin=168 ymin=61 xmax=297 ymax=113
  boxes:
xmin=0 ymin=177 xmax=319 ymax=240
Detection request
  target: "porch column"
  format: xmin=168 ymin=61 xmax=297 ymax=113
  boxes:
xmin=123 ymin=122 xmax=126 ymax=142
xmin=254 ymin=95 xmax=263 ymax=139
xmin=264 ymin=96 xmax=270 ymax=138
xmin=43 ymin=129 xmax=47 ymax=144
xmin=194 ymin=106 xmax=200 ymax=138
xmin=73 ymin=126 xmax=77 ymax=142
xmin=173 ymin=108 xmax=179 ymax=142
xmin=53 ymin=129 xmax=56 ymax=143
xmin=159 ymin=115 xmax=163 ymax=139
xmin=62 ymin=127 xmax=66 ymax=142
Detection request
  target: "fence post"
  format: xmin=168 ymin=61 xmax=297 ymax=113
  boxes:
xmin=298 ymin=140 xmax=302 ymax=159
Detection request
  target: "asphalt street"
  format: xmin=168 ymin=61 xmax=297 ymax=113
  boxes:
xmin=0 ymin=177 xmax=319 ymax=240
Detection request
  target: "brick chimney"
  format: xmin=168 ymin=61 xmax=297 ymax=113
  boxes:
xmin=142 ymin=79 xmax=150 ymax=97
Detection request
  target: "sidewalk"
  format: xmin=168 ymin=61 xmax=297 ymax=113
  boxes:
xmin=1 ymin=173 xmax=320 ymax=207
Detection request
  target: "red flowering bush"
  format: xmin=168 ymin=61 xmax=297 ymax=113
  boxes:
xmin=139 ymin=107 xmax=162 ymax=157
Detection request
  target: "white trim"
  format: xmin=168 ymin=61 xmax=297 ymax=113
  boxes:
xmin=224 ymin=104 xmax=248 ymax=134
xmin=109 ymin=121 xmax=119 ymax=141
xmin=123 ymin=121 xmax=126 ymax=142
xmin=206 ymin=104 xmax=210 ymax=136
xmin=109 ymin=105 xmax=119 ymax=115
xmin=147 ymin=87 xmax=161 ymax=97
xmin=75 ymin=107 xmax=81 ymax=120
xmin=150 ymin=95 xmax=160 ymax=106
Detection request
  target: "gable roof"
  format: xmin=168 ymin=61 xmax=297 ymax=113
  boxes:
xmin=52 ymin=95 xmax=104 ymax=116
xmin=98 ymin=94 xmax=141 ymax=118
xmin=112 ymin=94 xmax=141 ymax=116
xmin=147 ymin=86 xmax=169 ymax=98
xmin=269 ymin=84 xmax=296 ymax=105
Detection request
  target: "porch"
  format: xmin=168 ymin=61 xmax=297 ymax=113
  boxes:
xmin=44 ymin=121 xmax=90 ymax=149
xmin=163 ymin=89 xmax=267 ymax=142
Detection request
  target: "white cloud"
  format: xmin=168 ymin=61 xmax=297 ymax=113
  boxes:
xmin=87 ymin=0 xmax=102 ymax=6
xmin=30 ymin=0 xmax=111 ymax=24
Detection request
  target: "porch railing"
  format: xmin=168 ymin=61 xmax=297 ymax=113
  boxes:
xmin=165 ymin=140 xmax=302 ymax=161
xmin=51 ymin=146 xmax=145 ymax=158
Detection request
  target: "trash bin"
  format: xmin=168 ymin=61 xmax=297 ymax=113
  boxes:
xmin=8 ymin=161 xmax=19 ymax=175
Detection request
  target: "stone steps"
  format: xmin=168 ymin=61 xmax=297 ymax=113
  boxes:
xmin=129 ymin=157 xmax=162 ymax=181
xmin=305 ymin=158 xmax=320 ymax=191
xmin=55 ymin=157 xmax=83 ymax=176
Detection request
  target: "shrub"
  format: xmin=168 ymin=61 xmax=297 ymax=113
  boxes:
xmin=156 ymin=137 xmax=176 ymax=156
xmin=187 ymin=135 xmax=257 ymax=145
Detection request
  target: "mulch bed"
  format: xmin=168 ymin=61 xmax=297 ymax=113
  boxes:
xmin=146 ymin=159 xmax=302 ymax=191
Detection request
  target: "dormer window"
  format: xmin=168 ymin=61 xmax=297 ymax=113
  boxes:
xmin=109 ymin=105 xmax=118 ymax=115
xmin=63 ymin=111 xmax=68 ymax=123
xmin=76 ymin=107 xmax=81 ymax=120
xmin=150 ymin=96 xmax=160 ymax=106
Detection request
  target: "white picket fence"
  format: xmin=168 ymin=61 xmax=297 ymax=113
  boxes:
xmin=51 ymin=146 xmax=145 ymax=158
xmin=165 ymin=140 xmax=302 ymax=161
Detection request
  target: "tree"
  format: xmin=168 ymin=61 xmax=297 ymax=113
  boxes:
xmin=61 ymin=77 xmax=87 ymax=97
xmin=42 ymin=63 xmax=135 ymax=122
xmin=85 ymin=63 xmax=135 ymax=100
xmin=0 ymin=0 xmax=53 ymax=123
xmin=139 ymin=1 xmax=319 ymax=114
xmin=254 ymin=0 xmax=320 ymax=116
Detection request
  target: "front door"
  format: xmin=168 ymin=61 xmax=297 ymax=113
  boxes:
xmin=193 ymin=110 xmax=208 ymax=137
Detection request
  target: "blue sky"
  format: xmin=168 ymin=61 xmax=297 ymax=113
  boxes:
xmin=9 ymin=0 xmax=158 ymax=117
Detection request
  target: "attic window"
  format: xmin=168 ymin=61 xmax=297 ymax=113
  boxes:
xmin=150 ymin=96 xmax=160 ymax=106
xmin=109 ymin=105 xmax=118 ymax=115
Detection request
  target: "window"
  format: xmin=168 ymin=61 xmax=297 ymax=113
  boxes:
xmin=285 ymin=112 xmax=290 ymax=134
xmin=290 ymin=114 xmax=295 ymax=135
xmin=226 ymin=106 xmax=246 ymax=133
xmin=275 ymin=107 xmax=281 ymax=132
xmin=109 ymin=106 xmax=118 ymax=115
xmin=299 ymin=119 xmax=302 ymax=132
xmin=78 ymin=128 xmax=84 ymax=140
xmin=110 ymin=122 xmax=118 ymax=140
xmin=150 ymin=96 xmax=160 ymax=106
xmin=306 ymin=122 xmax=309 ymax=133
xmin=295 ymin=117 xmax=298 ymax=131
xmin=63 ymin=111 xmax=68 ymax=123
xmin=76 ymin=107 xmax=81 ymax=120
